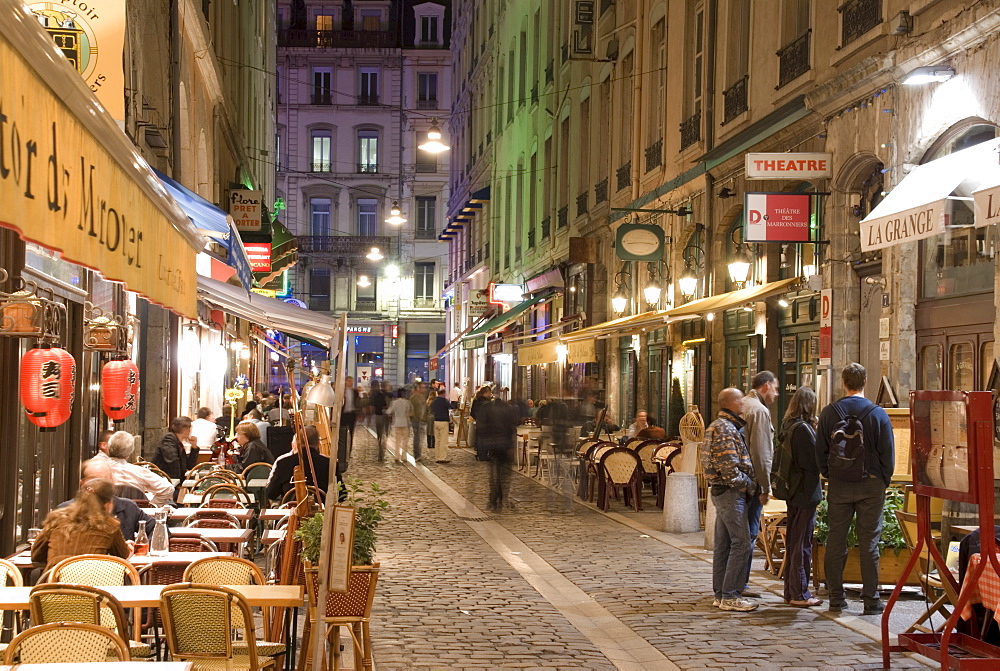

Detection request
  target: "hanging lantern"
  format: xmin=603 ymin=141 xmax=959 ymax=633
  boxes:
xmin=101 ymin=358 xmax=140 ymax=421
xmin=20 ymin=346 xmax=76 ymax=430
xmin=0 ymin=269 xmax=67 ymax=340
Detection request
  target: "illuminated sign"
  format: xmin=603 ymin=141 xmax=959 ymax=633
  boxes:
xmin=230 ymin=189 xmax=263 ymax=232
xmin=489 ymin=283 xmax=523 ymax=307
xmin=744 ymin=193 xmax=813 ymax=243
xmin=745 ymin=153 xmax=832 ymax=180
xmin=244 ymin=243 xmax=272 ymax=272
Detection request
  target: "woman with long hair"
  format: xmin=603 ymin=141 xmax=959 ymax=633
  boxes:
xmin=779 ymin=386 xmax=823 ymax=607
xmin=31 ymin=478 xmax=131 ymax=570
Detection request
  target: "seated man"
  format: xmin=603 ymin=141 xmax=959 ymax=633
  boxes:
xmin=106 ymin=430 xmax=175 ymax=506
xmin=266 ymin=425 xmax=331 ymax=501
xmin=92 ymin=429 xmax=114 ymax=460
xmin=626 ymin=410 xmax=650 ymax=438
xmin=58 ymin=458 xmax=154 ymax=541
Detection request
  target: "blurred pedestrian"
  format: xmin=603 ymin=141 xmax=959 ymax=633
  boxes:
xmin=371 ymin=381 xmax=391 ymax=461
xmin=388 ymin=388 xmax=412 ymax=461
xmin=470 ymin=385 xmax=493 ymax=460
xmin=409 ymin=382 xmax=429 ymax=460
xmin=431 ymin=388 xmax=452 ymax=463
xmin=478 ymin=398 xmax=519 ymax=511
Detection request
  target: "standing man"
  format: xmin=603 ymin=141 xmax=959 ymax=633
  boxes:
xmin=339 ymin=376 xmax=358 ymax=471
xmin=701 ymin=388 xmax=758 ymax=612
xmin=741 ymin=370 xmax=779 ymax=598
xmin=431 ymin=388 xmax=452 ymax=463
xmin=816 ymin=362 xmax=894 ymax=615
xmin=370 ymin=381 xmax=390 ymax=461
xmin=450 ymin=381 xmax=463 ymax=409
xmin=409 ymin=382 xmax=429 ymax=461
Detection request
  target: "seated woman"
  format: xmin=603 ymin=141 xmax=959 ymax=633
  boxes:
xmin=234 ymin=421 xmax=274 ymax=472
xmin=31 ymin=478 xmax=131 ymax=570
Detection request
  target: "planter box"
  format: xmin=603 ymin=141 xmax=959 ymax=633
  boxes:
xmin=813 ymin=545 xmax=917 ymax=588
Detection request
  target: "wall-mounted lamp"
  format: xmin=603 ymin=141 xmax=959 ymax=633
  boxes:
xmin=718 ymin=187 xmax=737 ymax=199
xmin=679 ymin=245 xmax=705 ymax=300
xmin=418 ymin=119 xmax=451 ymax=153
xmin=728 ymin=227 xmax=755 ymax=289
xmin=779 ymin=243 xmax=792 ymax=269
xmin=643 ymin=262 xmax=662 ymax=307
xmin=777 ymin=296 xmax=790 ymax=308
xmin=665 ymin=205 xmax=692 ymax=217
xmin=366 ymin=247 xmax=384 ymax=261
xmin=902 ymin=65 xmax=955 ymax=86
xmin=385 ymin=201 xmax=407 ymax=225
xmin=357 ymin=275 xmax=372 ymax=288
xmin=611 ymin=263 xmax=631 ymax=314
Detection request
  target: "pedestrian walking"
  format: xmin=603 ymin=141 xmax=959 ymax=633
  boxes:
xmin=776 ymin=386 xmax=823 ymax=607
xmin=409 ymin=382 xmax=429 ymax=460
xmin=478 ymin=398 xmax=519 ymax=511
xmin=371 ymin=381 xmax=391 ymax=461
xmin=816 ymin=362 xmax=895 ymax=615
xmin=741 ymin=370 xmax=779 ymax=598
xmin=430 ymin=388 xmax=452 ymax=463
xmin=387 ymin=388 xmax=412 ymax=461
xmin=700 ymin=387 xmax=758 ymax=612
xmin=469 ymin=385 xmax=493 ymax=460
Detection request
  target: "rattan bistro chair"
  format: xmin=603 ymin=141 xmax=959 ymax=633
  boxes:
xmin=597 ymin=448 xmax=644 ymax=512
xmin=3 ymin=621 xmax=130 ymax=664
xmin=48 ymin=554 xmax=141 ymax=586
xmin=201 ymin=483 xmax=253 ymax=506
xmin=29 ymin=583 xmax=152 ymax=659
xmin=241 ymin=462 xmax=272 ymax=482
xmin=159 ymin=582 xmax=277 ymax=670
xmin=304 ymin=563 xmax=380 ymax=671
xmin=0 ymin=557 xmax=23 ymax=655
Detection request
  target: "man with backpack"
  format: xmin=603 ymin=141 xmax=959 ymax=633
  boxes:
xmin=742 ymin=370 xmax=779 ymax=598
xmin=816 ymin=362 xmax=895 ymax=615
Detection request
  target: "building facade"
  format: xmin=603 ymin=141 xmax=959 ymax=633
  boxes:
xmin=276 ymin=0 xmax=452 ymax=390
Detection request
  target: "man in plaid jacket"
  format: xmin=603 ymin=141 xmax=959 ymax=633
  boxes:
xmin=701 ymin=387 xmax=759 ymax=612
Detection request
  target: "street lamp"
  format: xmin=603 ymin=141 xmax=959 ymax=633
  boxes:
xmin=357 ymin=275 xmax=371 ymax=288
xmin=679 ymin=244 xmax=704 ymax=301
xmin=366 ymin=247 xmax=383 ymax=261
xmin=727 ymin=227 xmax=754 ymax=289
xmin=643 ymin=262 xmax=662 ymax=307
xmin=418 ymin=119 xmax=450 ymax=153
xmin=902 ymin=65 xmax=955 ymax=86
xmin=385 ymin=201 xmax=407 ymax=225
xmin=305 ymin=373 xmax=336 ymax=407
xmin=611 ymin=263 xmax=631 ymax=314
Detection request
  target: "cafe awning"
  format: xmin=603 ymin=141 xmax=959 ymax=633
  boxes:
xmin=517 ymin=339 xmax=560 ymax=366
xmin=0 ymin=6 xmax=202 ymax=319
xmin=860 ymin=137 xmax=1000 ymax=251
xmin=561 ymin=310 xmax=672 ymax=342
xmin=463 ymin=295 xmax=547 ymax=343
xmin=665 ymin=277 xmax=802 ymax=318
xmin=197 ymin=276 xmax=336 ymax=346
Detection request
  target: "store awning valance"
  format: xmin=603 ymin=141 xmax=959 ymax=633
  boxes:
xmin=860 ymin=137 xmax=1000 ymax=251
xmin=463 ymin=295 xmax=546 ymax=341
xmin=517 ymin=339 xmax=559 ymax=366
xmin=567 ymin=339 xmax=596 ymax=364
xmin=561 ymin=311 xmax=671 ymax=342
xmin=0 ymin=8 xmax=202 ymax=319
xmin=665 ymin=277 xmax=802 ymax=318
xmin=197 ymin=276 xmax=336 ymax=346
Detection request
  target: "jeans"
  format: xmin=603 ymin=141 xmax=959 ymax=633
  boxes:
xmin=411 ymin=421 xmax=425 ymax=459
xmin=824 ymin=476 xmax=887 ymax=604
xmin=488 ymin=447 xmax=515 ymax=509
xmin=783 ymin=504 xmax=817 ymax=602
xmin=375 ymin=415 xmax=390 ymax=460
xmin=746 ymin=493 xmax=763 ymax=588
xmin=712 ymin=487 xmax=754 ymax=600
xmin=434 ymin=421 xmax=450 ymax=461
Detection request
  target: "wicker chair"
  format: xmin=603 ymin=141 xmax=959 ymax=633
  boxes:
xmin=241 ymin=462 xmax=272 ymax=481
xmin=139 ymin=559 xmax=192 ymax=658
xmin=159 ymin=583 xmax=277 ymax=670
xmin=48 ymin=554 xmax=141 ymax=586
xmin=29 ymin=583 xmax=152 ymax=658
xmin=201 ymin=483 xmax=253 ymax=506
xmin=597 ymin=448 xmax=644 ymax=512
xmin=0 ymin=557 xmax=23 ymax=653
xmin=182 ymin=556 xmax=284 ymax=659
xmin=186 ymin=463 xmax=217 ymax=479
xmin=199 ymin=498 xmax=247 ymax=510
xmin=653 ymin=443 xmax=683 ymax=508
xmin=192 ymin=475 xmax=230 ymax=493
xmin=183 ymin=510 xmax=243 ymax=528
xmin=169 ymin=536 xmax=220 ymax=552
xmin=584 ymin=443 xmax=618 ymax=502
xmin=634 ymin=440 xmax=661 ymax=497
xmin=3 ymin=621 xmax=130 ymax=663
xmin=304 ymin=563 xmax=380 ymax=671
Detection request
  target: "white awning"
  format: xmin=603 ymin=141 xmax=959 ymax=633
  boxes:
xmin=197 ymin=276 xmax=337 ymax=346
xmin=860 ymin=138 xmax=1000 ymax=251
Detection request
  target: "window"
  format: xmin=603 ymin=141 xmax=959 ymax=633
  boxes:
xmin=416 ymin=197 xmax=436 ymax=238
xmin=358 ymin=67 xmax=379 ymax=105
xmin=309 ymin=198 xmax=331 ymax=236
xmin=405 ymin=333 xmax=430 ymax=383
xmin=417 ymin=73 xmax=438 ymax=108
xmin=686 ymin=4 xmax=705 ymax=117
xmin=360 ymin=9 xmax=381 ymax=31
xmin=648 ymin=19 xmax=666 ymax=143
xmin=357 ymin=199 xmax=378 ymax=236
xmin=358 ymin=131 xmax=378 ymax=172
xmin=311 ymin=130 xmax=332 ymax=172
xmin=315 ymin=14 xmax=333 ymax=31
xmin=420 ymin=15 xmax=439 ymax=43
xmin=309 ymin=268 xmax=330 ymax=312
xmin=312 ymin=68 xmax=332 ymax=105
xmin=415 ymin=262 xmax=435 ymax=301
xmin=416 ymin=133 xmax=437 ymax=173
xmin=356 ymin=273 xmax=376 ymax=310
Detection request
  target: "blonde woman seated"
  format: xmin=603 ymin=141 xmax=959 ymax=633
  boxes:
xmin=31 ymin=478 xmax=131 ymax=570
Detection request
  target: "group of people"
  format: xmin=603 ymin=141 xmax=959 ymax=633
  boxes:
xmin=368 ymin=379 xmax=454 ymax=464
xmin=703 ymin=362 xmax=894 ymax=614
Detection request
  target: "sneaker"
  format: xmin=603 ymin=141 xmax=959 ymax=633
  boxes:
xmin=828 ymin=600 xmax=847 ymax=613
xmin=719 ymin=597 xmax=758 ymax=612
xmin=862 ymin=601 xmax=884 ymax=616
xmin=741 ymin=588 xmax=762 ymax=598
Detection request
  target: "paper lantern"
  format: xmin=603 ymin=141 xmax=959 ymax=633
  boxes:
xmin=20 ymin=346 xmax=76 ymax=430
xmin=101 ymin=358 xmax=140 ymax=421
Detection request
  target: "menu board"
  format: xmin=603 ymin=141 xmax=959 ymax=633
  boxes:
xmin=910 ymin=393 xmax=973 ymax=501
xmin=886 ymin=408 xmax=911 ymax=480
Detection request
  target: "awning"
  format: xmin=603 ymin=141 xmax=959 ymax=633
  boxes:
xmin=197 ymin=276 xmax=337 ymax=346
xmin=463 ymin=295 xmax=546 ymax=341
xmin=665 ymin=277 xmax=802 ymax=318
xmin=561 ymin=310 xmax=671 ymax=342
xmin=435 ymin=313 xmax=491 ymax=357
xmin=567 ymin=339 xmax=596 ymax=364
xmin=0 ymin=7 xmax=202 ymax=319
xmin=517 ymin=339 xmax=559 ymax=366
xmin=441 ymin=186 xmax=490 ymax=240
xmin=860 ymin=138 xmax=1000 ymax=251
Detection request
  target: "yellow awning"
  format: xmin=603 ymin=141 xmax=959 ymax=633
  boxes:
xmin=561 ymin=310 xmax=671 ymax=342
xmin=517 ymin=339 xmax=559 ymax=366
xmin=567 ymin=339 xmax=596 ymax=364
xmin=665 ymin=277 xmax=802 ymax=318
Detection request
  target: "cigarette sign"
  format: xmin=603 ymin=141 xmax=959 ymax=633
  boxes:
xmin=745 ymin=153 xmax=832 ymax=179
xmin=744 ymin=193 xmax=813 ymax=242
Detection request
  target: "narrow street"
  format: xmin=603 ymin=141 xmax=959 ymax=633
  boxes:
xmin=345 ymin=430 xmax=930 ymax=670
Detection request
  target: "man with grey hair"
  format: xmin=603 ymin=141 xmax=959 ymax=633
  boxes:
xmin=106 ymin=430 xmax=175 ymax=506
xmin=816 ymin=362 xmax=894 ymax=615
xmin=741 ymin=370 xmax=779 ymax=598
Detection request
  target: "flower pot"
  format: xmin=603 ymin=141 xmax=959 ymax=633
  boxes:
xmin=813 ymin=545 xmax=917 ymax=588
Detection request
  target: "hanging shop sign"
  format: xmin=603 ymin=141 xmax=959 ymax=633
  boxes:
xmin=468 ymin=298 xmax=490 ymax=318
xmin=744 ymin=193 xmax=813 ymax=243
xmin=615 ymin=222 xmax=665 ymax=261
xmin=244 ymin=243 xmax=272 ymax=272
xmin=28 ymin=0 xmax=126 ymax=121
xmin=462 ymin=336 xmax=484 ymax=350
xmin=486 ymin=337 xmax=504 ymax=355
xmin=517 ymin=339 xmax=559 ymax=366
xmin=525 ymin=268 xmax=564 ymax=293
xmin=227 ymin=221 xmax=254 ymax=292
xmin=229 ymin=189 xmax=263 ymax=232
xmin=974 ymin=185 xmax=1000 ymax=228
xmin=567 ymin=339 xmax=596 ymax=364
xmin=488 ymin=283 xmax=523 ymax=308
xmin=0 ymin=22 xmax=199 ymax=318
xmin=252 ymin=288 xmax=277 ymax=298
xmin=745 ymin=153 xmax=832 ymax=180
xmin=819 ymin=289 xmax=832 ymax=367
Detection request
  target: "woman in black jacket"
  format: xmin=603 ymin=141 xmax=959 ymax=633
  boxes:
xmin=779 ymin=386 xmax=823 ymax=607
xmin=234 ymin=421 xmax=274 ymax=472
xmin=152 ymin=416 xmax=198 ymax=485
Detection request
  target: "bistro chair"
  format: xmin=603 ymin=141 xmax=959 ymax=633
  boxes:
xmin=279 ymin=486 xmax=325 ymax=507
xmin=304 ymin=563 xmax=379 ymax=671
xmin=29 ymin=583 xmax=152 ymax=659
xmin=4 ymin=621 xmax=130 ymax=664
xmin=47 ymin=554 xmax=140 ymax=587
xmin=138 ymin=559 xmax=192 ymax=658
xmin=192 ymin=475 xmax=230 ymax=493
xmin=183 ymin=511 xmax=242 ymax=529
xmin=187 ymin=463 xmax=217 ymax=479
xmin=0 ymin=557 xmax=23 ymax=653
xmin=201 ymin=483 xmax=253 ymax=506
xmin=584 ymin=443 xmax=619 ymax=502
xmin=200 ymin=497 xmax=248 ymax=510
xmin=576 ymin=441 xmax=613 ymax=501
xmin=241 ymin=462 xmax=272 ymax=483
xmin=143 ymin=463 xmax=172 ymax=481
xmin=597 ymin=448 xmax=644 ymax=512
xmin=168 ymin=536 xmax=220 ymax=553
xmin=634 ymin=440 xmax=661 ymax=497
xmin=653 ymin=443 xmax=683 ymax=508
xmin=159 ymin=582 xmax=277 ymax=670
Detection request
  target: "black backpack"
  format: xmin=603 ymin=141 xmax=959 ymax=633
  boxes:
xmin=827 ymin=400 xmax=876 ymax=482
xmin=771 ymin=419 xmax=810 ymax=500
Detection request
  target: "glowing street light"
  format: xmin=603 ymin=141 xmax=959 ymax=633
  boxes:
xmin=385 ymin=200 xmax=407 ymax=225
xmin=418 ymin=119 xmax=450 ymax=153
xmin=366 ymin=247 xmax=383 ymax=261
xmin=357 ymin=275 xmax=371 ymax=288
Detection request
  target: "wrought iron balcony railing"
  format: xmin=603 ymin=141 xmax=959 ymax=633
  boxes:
xmin=416 ymin=98 xmax=439 ymax=109
xmin=616 ymin=161 xmax=632 ymax=192
xmin=777 ymin=31 xmax=810 ymax=89
xmin=722 ymin=76 xmax=748 ymax=124
xmin=840 ymin=0 xmax=881 ymax=46
xmin=279 ymin=29 xmax=396 ymax=49
xmin=595 ymin=178 xmax=608 ymax=204
xmin=357 ymin=163 xmax=379 ymax=174
xmin=557 ymin=206 xmax=569 ymax=229
xmin=680 ymin=111 xmax=701 ymax=150
xmin=576 ymin=191 xmax=589 ymax=217
xmin=644 ymin=138 xmax=663 ymax=172
xmin=297 ymin=235 xmax=391 ymax=254
xmin=311 ymin=92 xmax=333 ymax=105
xmin=541 ymin=216 xmax=550 ymax=239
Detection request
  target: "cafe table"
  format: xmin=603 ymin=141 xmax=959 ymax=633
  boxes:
xmin=0 ymin=664 xmax=193 ymax=670
xmin=261 ymin=529 xmax=286 ymax=546
xmin=168 ymin=507 xmax=255 ymax=523
xmin=260 ymin=508 xmax=293 ymax=522
xmin=960 ymin=552 xmax=1000 ymax=622
xmin=170 ymin=526 xmax=254 ymax=552
xmin=246 ymin=478 xmax=269 ymax=489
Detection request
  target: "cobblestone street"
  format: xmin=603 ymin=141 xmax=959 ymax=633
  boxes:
xmin=341 ymin=427 xmax=931 ymax=670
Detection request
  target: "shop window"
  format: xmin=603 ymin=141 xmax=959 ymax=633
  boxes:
xmin=357 ymin=199 xmax=378 ymax=236
xmin=406 ymin=333 xmax=431 ymax=383
xmin=983 ymin=341 xmax=995 ymax=390
xmin=725 ymin=342 xmax=749 ymax=389
xmin=949 ymin=342 xmax=975 ymax=391
xmin=920 ymin=344 xmax=942 ymax=390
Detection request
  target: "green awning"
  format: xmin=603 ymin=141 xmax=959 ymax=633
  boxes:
xmin=463 ymin=295 xmax=545 ymax=341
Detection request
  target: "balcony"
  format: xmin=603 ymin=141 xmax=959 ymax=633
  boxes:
xmin=595 ymin=178 xmax=608 ymax=204
xmin=722 ymin=76 xmax=748 ymax=124
xmin=616 ymin=161 xmax=632 ymax=192
xmin=545 ymin=60 xmax=554 ymax=84
xmin=414 ymin=298 xmax=437 ymax=309
xmin=504 ymin=252 xmax=510 ymax=268
xmin=477 ymin=248 xmax=483 ymax=262
xmin=311 ymin=92 xmax=333 ymax=105
xmin=527 ymin=228 xmax=535 ymax=248
xmin=297 ymin=235 xmax=392 ymax=255
xmin=279 ymin=29 xmax=396 ymax=49
xmin=310 ymin=162 xmax=332 ymax=173
xmin=576 ymin=191 xmax=589 ymax=217
xmin=515 ymin=245 xmax=521 ymax=261
xmin=357 ymin=163 xmax=379 ymax=174
xmin=541 ymin=216 xmax=550 ymax=239
xmin=531 ymin=86 xmax=538 ymax=105
xmin=354 ymin=299 xmax=377 ymax=312
xmin=416 ymin=160 xmax=437 ymax=173
xmin=644 ymin=138 xmax=663 ymax=172
xmin=680 ymin=111 xmax=701 ymax=150
xmin=777 ymin=31 xmax=811 ymax=89
xmin=416 ymin=98 xmax=439 ymax=110
xmin=357 ymin=94 xmax=380 ymax=106
xmin=415 ymin=227 xmax=436 ymax=240
xmin=840 ymin=0 xmax=881 ymax=46
xmin=557 ymin=206 xmax=569 ymax=229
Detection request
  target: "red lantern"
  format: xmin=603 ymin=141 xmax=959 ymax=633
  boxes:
xmin=20 ymin=346 xmax=76 ymax=430
xmin=101 ymin=358 xmax=140 ymax=421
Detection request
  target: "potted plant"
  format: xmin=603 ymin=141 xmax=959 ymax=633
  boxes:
xmin=813 ymin=485 xmax=915 ymax=587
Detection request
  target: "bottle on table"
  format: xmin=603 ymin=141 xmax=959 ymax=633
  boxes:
xmin=150 ymin=506 xmax=170 ymax=556
xmin=133 ymin=523 xmax=149 ymax=556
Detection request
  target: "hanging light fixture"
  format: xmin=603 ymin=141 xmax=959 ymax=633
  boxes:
xmin=678 ymin=261 xmax=699 ymax=300
xmin=610 ymin=263 xmax=631 ymax=314
xmin=643 ymin=262 xmax=662 ymax=306
xmin=727 ymin=246 xmax=753 ymax=289
xmin=366 ymin=247 xmax=383 ymax=261
xmin=679 ymin=238 xmax=704 ymax=301
xmin=418 ymin=119 xmax=450 ymax=153
xmin=385 ymin=200 xmax=407 ymax=225
xmin=305 ymin=373 xmax=337 ymax=407
xmin=357 ymin=275 xmax=372 ymax=288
